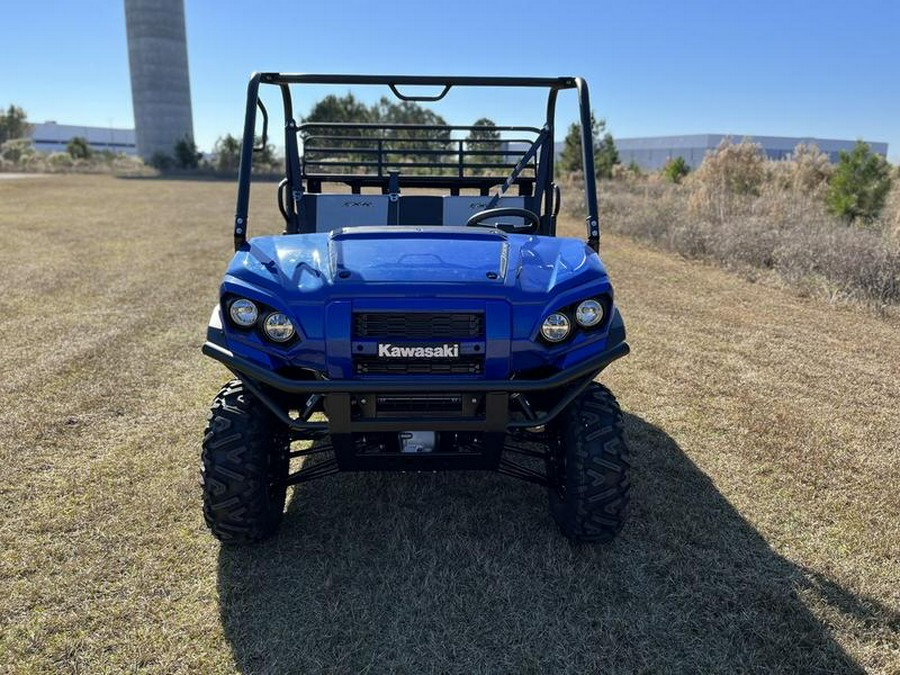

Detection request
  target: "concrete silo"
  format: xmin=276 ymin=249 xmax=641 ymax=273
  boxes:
xmin=124 ymin=0 xmax=194 ymax=160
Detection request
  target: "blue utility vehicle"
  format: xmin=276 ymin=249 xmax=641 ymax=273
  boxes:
xmin=202 ymin=74 xmax=630 ymax=544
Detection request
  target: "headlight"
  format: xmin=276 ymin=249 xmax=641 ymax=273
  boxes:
xmin=575 ymin=299 xmax=604 ymax=327
xmin=540 ymin=312 xmax=570 ymax=342
xmin=263 ymin=312 xmax=295 ymax=342
xmin=228 ymin=298 xmax=258 ymax=327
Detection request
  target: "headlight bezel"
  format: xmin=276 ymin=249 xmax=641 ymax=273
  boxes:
xmin=575 ymin=298 xmax=605 ymax=328
xmin=228 ymin=298 xmax=259 ymax=328
xmin=262 ymin=311 xmax=296 ymax=343
xmin=540 ymin=312 xmax=571 ymax=343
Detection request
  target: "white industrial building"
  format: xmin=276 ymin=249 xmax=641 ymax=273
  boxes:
xmin=30 ymin=122 xmax=138 ymax=156
xmin=616 ymin=134 xmax=889 ymax=170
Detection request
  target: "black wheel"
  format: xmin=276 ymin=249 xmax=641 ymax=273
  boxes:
xmin=201 ymin=380 xmax=290 ymax=545
xmin=547 ymin=383 xmax=630 ymax=543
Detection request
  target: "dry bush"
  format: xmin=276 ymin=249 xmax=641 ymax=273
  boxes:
xmin=561 ymin=176 xmax=677 ymax=246
xmin=610 ymin=163 xmax=629 ymax=181
xmin=112 ymin=154 xmax=151 ymax=175
xmin=687 ymin=138 xmax=767 ymax=223
xmin=610 ymin=163 xmax=645 ymax=182
xmin=705 ymin=215 xmax=782 ymax=269
xmin=22 ymin=152 xmax=48 ymax=172
xmin=0 ymin=138 xmax=35 ymax=164
xmin=47 ymin=152 xmax=74 ymax=169
xmin=4 ymin=153 xmax=153 ymax=176
xmin=575 ymin=144 xmax=900 ymax=307
xmin=557 ymin=171 xmax=587 ymax=219
xmin=758 ymin=144 xmax=832 ymax=224
xmin=882 ymin=180 xmax=900 ymax=242
xmin=776 ymin=222 xmax=900 ymax=304
xmin=0 ymin=141 xmax=153 ymax=176
xmin=787 ymin=143 xmax=833 ymax=194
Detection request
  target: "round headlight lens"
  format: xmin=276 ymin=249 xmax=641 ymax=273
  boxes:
xmin=540 ymin=312 xmax=570 ymax=343
xmin=263 ymin=312 xmax=295 ymax=342
xmin=229 ymin=298 xmax=258 ymax=327
xmin=575 ymin=299 xmax=604 ymax=327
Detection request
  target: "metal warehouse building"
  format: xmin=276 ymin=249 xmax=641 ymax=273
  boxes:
xmin=30 ymin=122 xmax=137 ymax=156
xmin=616 ymin=134 xmax=889 ymax=170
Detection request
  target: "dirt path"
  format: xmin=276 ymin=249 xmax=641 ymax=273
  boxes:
xmin=0 ymin=172 xmax=49 ymax=180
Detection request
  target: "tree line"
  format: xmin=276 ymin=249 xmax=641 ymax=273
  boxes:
xmin=214 ymin=93 xmax=502 ymax=174
xmin=211 ymin=94 xmax=619 ymax=178
xmin=5 ymin=100 xmax=891 ymax=223
xmin=1 ymin=97 xmax=620 ymax=179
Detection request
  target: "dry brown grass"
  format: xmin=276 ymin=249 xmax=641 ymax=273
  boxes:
xmin=1 ymin=175 xmax=898 ymax=673
xmin=0 ymin=149 xmax=152 ymax=176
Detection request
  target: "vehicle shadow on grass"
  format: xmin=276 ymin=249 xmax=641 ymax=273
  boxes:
xmin=217 ymin=413 xmax=878 ymax=674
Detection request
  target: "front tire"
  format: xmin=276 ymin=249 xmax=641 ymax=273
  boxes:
xmin=201 ymin=380 xmax=290 ymax=545
xmin=547 ymin=383 xmax=630 ymax=542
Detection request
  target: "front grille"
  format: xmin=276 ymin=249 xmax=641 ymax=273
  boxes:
xmin=355 ymin=357 xmax=484 ymax=375
xmin=354 ymin=312 xmax=483 ymax=339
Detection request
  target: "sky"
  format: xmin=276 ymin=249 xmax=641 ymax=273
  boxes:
xmin=1 ymin=0 xmax=898 ymax=162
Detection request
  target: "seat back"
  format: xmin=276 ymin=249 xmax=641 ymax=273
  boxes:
xmin=302 ymin=194 xmax=533 ymax=232
xmin=442 ymin=196 xmax=527 ymax=227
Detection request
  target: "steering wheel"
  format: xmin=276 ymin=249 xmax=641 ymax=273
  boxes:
xmin=466 ymin=207 xmax=541 ymax=234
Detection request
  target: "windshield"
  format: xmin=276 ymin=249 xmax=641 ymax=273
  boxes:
xmin=330 ymin=229 xmax=510 ymax=283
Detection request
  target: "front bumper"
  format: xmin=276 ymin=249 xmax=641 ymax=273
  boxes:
xmin=203 ymin=337 xmax=629 ymax=435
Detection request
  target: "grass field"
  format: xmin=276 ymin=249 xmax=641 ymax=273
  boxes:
xmin=1 ymin=175 xmax=898 ymax=674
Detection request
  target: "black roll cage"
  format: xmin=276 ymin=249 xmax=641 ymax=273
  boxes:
xmin=233 ymin=73 xmax=601 ymax=252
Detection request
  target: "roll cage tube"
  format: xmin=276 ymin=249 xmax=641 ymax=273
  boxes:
xmin=232 ymin=73 xmax=602 ymax=252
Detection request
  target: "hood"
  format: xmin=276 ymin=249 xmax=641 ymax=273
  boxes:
xmin=227 ymin=227 xmax=607 ymax=298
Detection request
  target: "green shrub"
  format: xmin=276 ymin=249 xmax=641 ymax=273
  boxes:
xmin=213 ymin=134 xmax=241 ymax=173
xmin=557 ymin=115 xmax=620 ymax=179
xmin=1 ymin=138 xmax=34 ymax=163
xmin=595 ymin=132 xmax=620 ymax=180
xmin=465 ymin=118 xmax=501 ymax=173
xmin=66 ymin=136 xmax=92 ymax=160
xmin=173 ymin=136 xmax=201 ymax=169
xmin=662 ymin=156 xmax=690 ymax=184
xmin=149 ymin=152 xmax=173 ymax=171
xmin=48 ymin=152 xmax=74 ymax=169
xmin=251 ymin=136 xmax=278 ymax=172
xmin=826 ymin=141 xmax=892 ymax=224
xmin=0 ymin=104 xmax=32 ymax=144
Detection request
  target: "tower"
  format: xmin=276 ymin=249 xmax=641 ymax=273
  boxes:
xmin=124 ymin=0 xmax=194 ymax=160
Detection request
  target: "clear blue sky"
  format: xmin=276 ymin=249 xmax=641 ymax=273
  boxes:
xmin=2 ymin=0 xmax=898 ymax=161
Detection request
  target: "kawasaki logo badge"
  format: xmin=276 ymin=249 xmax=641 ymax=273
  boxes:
xmin=377 ymin=343 xmax=460 ymax=359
